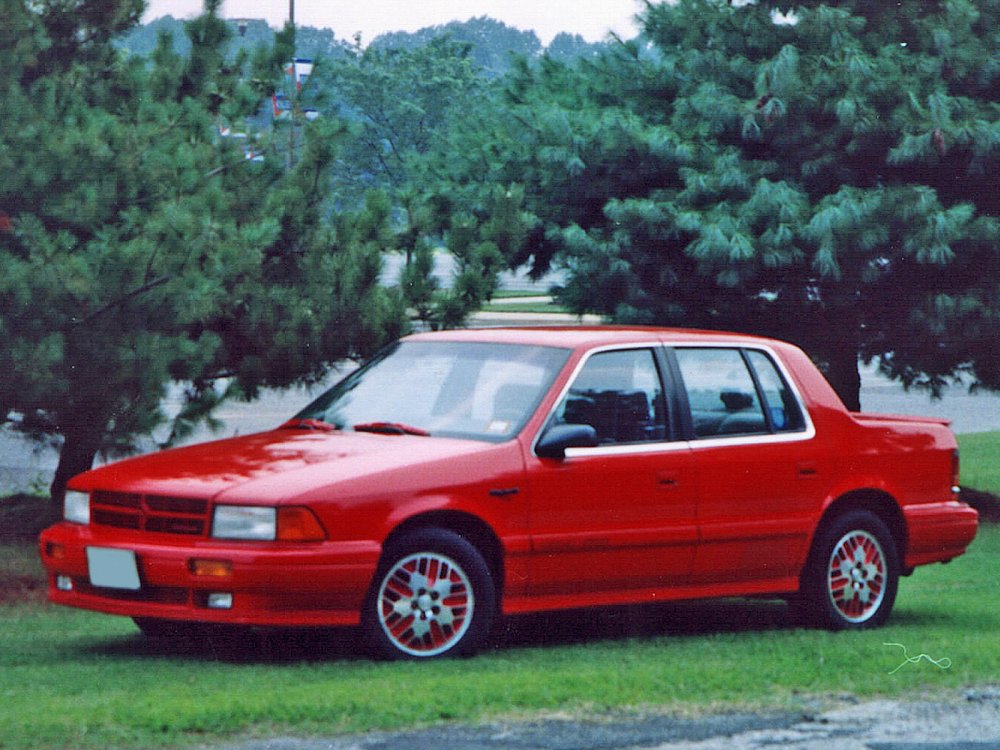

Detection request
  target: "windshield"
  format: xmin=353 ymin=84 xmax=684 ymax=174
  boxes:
xmin=295 ymin=341 xmax=571 ymax=442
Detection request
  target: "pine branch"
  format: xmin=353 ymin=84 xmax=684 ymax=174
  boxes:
xmin=77 ymin=276 xmax=172 ymax=324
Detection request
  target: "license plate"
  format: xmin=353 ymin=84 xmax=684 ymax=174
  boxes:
xmin=86 ymin=547 xmax=141 ymax=590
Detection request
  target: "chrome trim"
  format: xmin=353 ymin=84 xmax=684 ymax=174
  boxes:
xmin=565 ymin=440 xmax=690 ymax=459
xmin=684 ymin=429 xmax=816 ymax=450
xmin=565 ymin=430 xmax=815 ymax=459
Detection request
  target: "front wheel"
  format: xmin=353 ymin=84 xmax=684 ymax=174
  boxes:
xmin=362 ymin=528 xmax=496 ymax=659
xmin=797 ymin=511 xmax=899 ymax=630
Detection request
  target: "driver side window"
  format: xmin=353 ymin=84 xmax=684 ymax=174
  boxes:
xmin=553 ymin=349 xmax=668 ymax=445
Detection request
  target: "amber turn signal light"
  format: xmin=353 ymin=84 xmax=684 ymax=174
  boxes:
xmin=277 ymin=507 xmax=327 ymax=542
xmin=189 ymin=559 xmax=233 ymax=577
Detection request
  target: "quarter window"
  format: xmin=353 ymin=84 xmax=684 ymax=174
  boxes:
xmin=745 ymin=350 xmax=806 ymax=432
xmin=552 ymin=349 xmax=668 ymax=445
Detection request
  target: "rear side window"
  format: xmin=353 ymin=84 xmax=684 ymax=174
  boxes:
xmin=674 ymin=347 xmax=805 ymax=439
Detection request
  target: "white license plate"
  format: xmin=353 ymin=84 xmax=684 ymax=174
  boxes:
xmin=86 ymin=547 xmax=141 ymax=590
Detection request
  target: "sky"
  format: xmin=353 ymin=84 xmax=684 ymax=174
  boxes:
xmin=142 ymin=0 xmax=644 ymax=46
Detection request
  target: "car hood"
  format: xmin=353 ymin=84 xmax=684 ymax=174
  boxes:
xmin=68 ymin=428 xmax=512 ymax=503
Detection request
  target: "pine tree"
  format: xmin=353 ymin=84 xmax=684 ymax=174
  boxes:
xmin=458 ymin=0 xmax=1000 ymax=408
xmin=0 ymin=0 xmax=407 ymax=502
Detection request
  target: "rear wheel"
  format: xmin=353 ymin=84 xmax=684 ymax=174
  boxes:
xmin=797 ymin=511 xmax=899 ymax=629
xmin=363 ymin=528 xmax=496 ymax=659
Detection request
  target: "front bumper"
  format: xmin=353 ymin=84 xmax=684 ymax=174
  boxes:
xmin=38 ymin=522 xmax=381 ymax=627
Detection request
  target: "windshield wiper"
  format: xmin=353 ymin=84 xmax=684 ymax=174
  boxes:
xmin=279 ymin=418 xmax=338 ymax=432
xmin=353 ymin=421 xmax=430 ymax=437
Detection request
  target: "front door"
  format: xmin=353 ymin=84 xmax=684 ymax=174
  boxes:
xmin=523 ymin=347 xmax=698 ymax=608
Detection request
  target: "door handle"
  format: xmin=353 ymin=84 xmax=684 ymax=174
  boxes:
xmin=657 ymin=471 xmax=679 ymax=489
xmin=797 ymin=462 xmax=818 ymax=478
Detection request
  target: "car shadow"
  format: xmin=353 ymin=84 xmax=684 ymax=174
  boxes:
xmin=496 ymin=598 xmax=796 ymax=651
xmin=85 ymin=598 xmax=802 ymax=663
xmin=87 ymin=624 xmax=366 ymax=663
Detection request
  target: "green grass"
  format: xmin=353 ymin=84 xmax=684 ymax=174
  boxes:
xmin=1 ymin=525 xmax=998 ymax=750
xmin=481 ymin=290 xmax=571 ymax=314
xmin=2 ymin=432 xmax=999 ymax=749
xmin=492 ymin=290 xmax=552 ymax=300
xmin=958 ymin=431 xmax=1000 ymax=495
xmin=480 ymin=300 xmax=570 ymax=314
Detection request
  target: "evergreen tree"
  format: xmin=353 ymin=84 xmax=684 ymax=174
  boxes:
xmin=0 ymin=0 xmax=406 ymax=502
xmin=456 ymin=0 xmax=1000 ymax=408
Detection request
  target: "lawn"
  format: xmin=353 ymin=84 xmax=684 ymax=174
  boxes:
xmin=0 ymin=432 xmax=997 ymax=750
xmin=957 ymin=431 xmax=1000 ymax=499
xmin=481 ymin=290 xmax=569 ymax=314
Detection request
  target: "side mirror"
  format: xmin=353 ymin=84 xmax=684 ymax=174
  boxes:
xmin=535 ymin=423 xmax=598 ymax=459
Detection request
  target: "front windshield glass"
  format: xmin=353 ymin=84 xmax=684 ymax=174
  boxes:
xmin=295 ymin=341 xmax=571 ymax=442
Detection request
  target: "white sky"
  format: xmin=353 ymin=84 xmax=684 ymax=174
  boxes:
xmin=142 ymin=0 xmax=644 ymax=46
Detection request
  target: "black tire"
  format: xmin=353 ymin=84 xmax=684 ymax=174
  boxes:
xmin=362 ymin=528 xmax=496 ymax=659
xmin=796 ymin=510 xmax=899 ymax=630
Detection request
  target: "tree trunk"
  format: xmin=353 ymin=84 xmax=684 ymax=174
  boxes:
xmin=49 ymin=426 xmax=103 ymax=508
xmin=822 ymin=342 xmax=863 ymax=413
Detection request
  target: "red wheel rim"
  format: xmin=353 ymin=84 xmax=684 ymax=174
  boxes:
xmin=376 ymin=551 xmax=474 ymax=656
xmin=826 ymin=530 xmax=887 ymax=624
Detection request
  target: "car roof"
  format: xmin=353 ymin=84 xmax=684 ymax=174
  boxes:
xmin=404 ymin=326 xmax=785 ymax=350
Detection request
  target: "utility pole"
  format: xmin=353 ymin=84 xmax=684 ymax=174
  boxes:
xmin=287 ymin=0 xmax=296 ymax=168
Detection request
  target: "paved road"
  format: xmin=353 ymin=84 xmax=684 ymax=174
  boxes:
xmin=203 ymin=691 xmax=1000 ymax=750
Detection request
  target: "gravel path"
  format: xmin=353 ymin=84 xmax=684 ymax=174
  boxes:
xmin=204 ymin=690 xmax=1000 ymax=750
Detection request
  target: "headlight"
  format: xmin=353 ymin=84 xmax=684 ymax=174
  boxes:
xmin=212 ymin=505 xmax=276 ymax=540
xmin=64 ymin=490 xmax=90 ymax=525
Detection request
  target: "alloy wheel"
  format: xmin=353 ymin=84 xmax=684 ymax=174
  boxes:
xmin=376 ymin=551 xmax=474 ymax=657
xmin=826 ymin=529 xmax=887 ymax=624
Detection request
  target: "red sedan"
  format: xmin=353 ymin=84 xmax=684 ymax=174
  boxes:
xmin=40 ymin=328 xmax=978 ymax=658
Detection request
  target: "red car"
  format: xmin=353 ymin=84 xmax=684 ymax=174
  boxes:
xmin=39 ymin=328 xmax=978 ymax=658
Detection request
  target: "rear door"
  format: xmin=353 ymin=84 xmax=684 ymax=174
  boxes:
xmin=670 ymin=345 xmax=828 ymax=588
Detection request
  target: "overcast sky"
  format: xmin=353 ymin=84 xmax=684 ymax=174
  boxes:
xmin=142 ymin=0 xmax=644 ymax=45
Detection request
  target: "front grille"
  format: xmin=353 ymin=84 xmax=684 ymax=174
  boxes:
xmin=74 ymin=579 xmax=190 ymax=604
xmin=91 ymin=491 xmax=209 ymax=536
